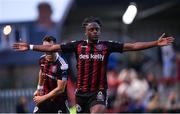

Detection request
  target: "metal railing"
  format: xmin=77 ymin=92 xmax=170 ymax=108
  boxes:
xmin=0 ymin=88 xmax=35 ymax=113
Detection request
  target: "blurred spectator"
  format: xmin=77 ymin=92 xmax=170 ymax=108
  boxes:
xmin=107 ymin=69 xmax=119 ymax=109
xmin=146 ymin=71 xmax=159 ymax=93
xmin=176 ymin=53 xmax=180 ymax=82
xmin=16 ymin=96 xmax=28 ymax=113
xmin=165 ymin=91 xmax=180 ymax=112
xmin=112 ymin=68 xmax=130 ymax=112
xmin=126 ymin=69 xmax=148 ymax=113
xmin=146 ymin=92 xmax=162 ymax=112
xmin=161 ymin=45 xmax=176 ymax=85
xmin=29 ymin=2 xmax=59 ymax=44
xmin=112 ymin=68 xmax=148 ymax=113
xmin=125 ymin=69 xmax=148 ymax=101
xmin=143 ymin=71 xmax=160 ymax=111
xmin=116 ymin=69 xmax=131 ymax=101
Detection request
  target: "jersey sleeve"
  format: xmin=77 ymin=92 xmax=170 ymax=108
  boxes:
xmin=60 ymin=69 xmax=68 ymax=81
xmin=57 ymin=56 xmax=69 ymax=81
xmin=60 ymin=40 xmax=79 ymax=53
xmin=106 ymin=41 xmax=124 ymax=53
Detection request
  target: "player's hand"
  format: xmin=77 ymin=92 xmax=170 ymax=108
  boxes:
xmin=157 ymin=33 xmax=174 ymax=46
xmin=33 ymin=96 xmax=46 ymax=105
xmin=12 ymin=42 xmax=29 ymax=51
xmin=33 ymin=90 xmax=40 ymax=96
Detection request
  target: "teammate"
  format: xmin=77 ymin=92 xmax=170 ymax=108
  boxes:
xmin=33 ymin=36 xmax=69 ymax=113
xmin=13 ymin=17 xmax=174 ymax=113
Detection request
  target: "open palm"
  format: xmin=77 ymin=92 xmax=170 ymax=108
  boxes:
xmin=157 ymin=37 xmax=174 ymax=46
xmin=12 ymin=42 xmax=29 ymax=51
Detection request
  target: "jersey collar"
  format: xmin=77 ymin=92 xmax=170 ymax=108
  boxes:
xmin=86 ymin=39 xmax=99 ymax=44
xmin=55 ymin=53 xmax=59 ymax=61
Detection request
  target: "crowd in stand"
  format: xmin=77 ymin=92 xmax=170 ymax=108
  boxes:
xmin=106 ymin=67 xmax=180 ymax=113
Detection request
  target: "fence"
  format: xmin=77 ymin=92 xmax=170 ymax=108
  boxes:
xmin=0 ymin=88 xmax=35 ymax=113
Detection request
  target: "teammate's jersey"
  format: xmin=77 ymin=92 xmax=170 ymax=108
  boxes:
xmin=39 ymin=53 xmax=68 ymax=97
xmin=61 ymin=40 xmax=123 ymax=93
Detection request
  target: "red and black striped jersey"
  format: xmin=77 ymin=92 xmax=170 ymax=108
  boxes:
xmin=61 ymin=40 xmax=123 ymax=93
xmin=39 ymin=53 xmax=68 ymax=96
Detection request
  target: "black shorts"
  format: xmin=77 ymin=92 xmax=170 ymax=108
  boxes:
xmin=75 ymin=90 xmax=108 ymax=113
xmin=33 ymin=99 xmax=68 ymax=113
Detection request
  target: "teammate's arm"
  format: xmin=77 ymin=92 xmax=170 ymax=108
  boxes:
xmin=12 ymin=42 xmax=61 ymax=52
xmin=43 ymin=79 xmax=67 ymax=100
xmin=33 ymin=63 xmax=68 ymax=105
xmin=123 ymin=34 xmax=174 ymax=52
xmin=33 ymin=79 xmax=67 ymax=105
xmin=34 ymin=69 xmax=44 ymax=96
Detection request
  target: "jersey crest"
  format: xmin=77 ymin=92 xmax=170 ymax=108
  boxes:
xmin=96 ymin=44 xmax=103 ymax=51
xmin=96 ymin=91 xmax=104 ymax=101
xmin=51 ymin=65 xmax=57 ymax=73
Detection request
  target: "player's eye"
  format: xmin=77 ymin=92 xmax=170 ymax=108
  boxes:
xmin=95 ymin=28 xmax=100 ymax=31
xmin=89 ymin=28 xmax=94 ymax=32
xmin=89 ymin=28 xmax=99 ymax=32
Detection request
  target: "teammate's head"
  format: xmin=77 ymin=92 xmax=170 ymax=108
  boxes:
xmin=42 ymin=35 xmax=56 ymax=44
xmin=82 ymin=17 xmax=102 ymax=43
xmin=42 ymin=36 xmax=56 ymax=57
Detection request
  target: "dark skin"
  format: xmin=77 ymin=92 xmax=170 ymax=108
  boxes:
xmin=85 ymin=22 xmax=101 ymax=43
xmin=12 ymin=22 xmax=174 ymax=52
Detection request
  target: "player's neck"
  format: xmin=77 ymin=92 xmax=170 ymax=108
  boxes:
xmin=87 ymin=39 xmax=99 ymax=43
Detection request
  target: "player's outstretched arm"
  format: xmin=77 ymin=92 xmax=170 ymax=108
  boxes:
xmin=123 ymin=33 xmax=174 ymax=52
xmin=12 ymin=42 xmax=61 ymax=52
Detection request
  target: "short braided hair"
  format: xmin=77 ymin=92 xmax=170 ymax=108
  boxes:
xmin=82 ymin=16 xmax=102 ymax=28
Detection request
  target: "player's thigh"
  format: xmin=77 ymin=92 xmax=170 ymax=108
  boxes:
xmin=51 ymin=100 xmax=69 ymax=113
xmin=89 ymin=90 xmax=108 ymax=112
xmin=90 ymin=104 xmax=106 ymax=113
xmin=33 ymin=100 xmax=51 ymax=113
